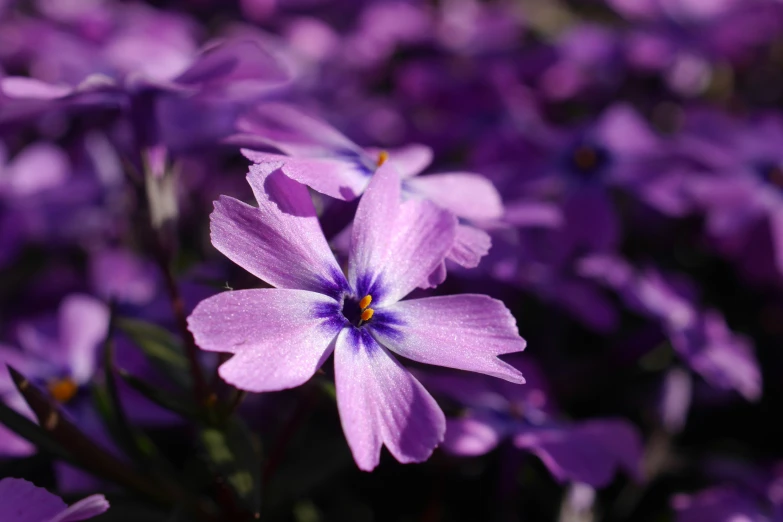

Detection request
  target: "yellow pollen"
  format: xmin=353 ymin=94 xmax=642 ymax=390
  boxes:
xmin=360 ymin=308 xmax=375 ymax=322
xmin=359 ymin=294 xmax=373 ymax=310
xmin=47 ymin=378 xmax=78 ymax=404
xmin=377 ymin=151 xmax=389 ymax=167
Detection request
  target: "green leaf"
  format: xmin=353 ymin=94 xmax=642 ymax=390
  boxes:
xmin=0 ymin=402 xmax=74 ymax=462
xmin=118 ymin=369 xmax=198 ymax=420
xmin=117 ymin=317 xmax=191 ymax=387
xmin=199 ymin=418 xmax=262 ymax=517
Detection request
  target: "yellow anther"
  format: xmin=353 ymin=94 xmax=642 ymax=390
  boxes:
xmin=359 ymin=294 xmax=373 ymax=310
xmin=377 ymin=151 xmax=389 ymax=167
xmin=47 ymin=377 xmax=78 ymax=404
xmin=360 ymin=308 xmax=375 ymax=322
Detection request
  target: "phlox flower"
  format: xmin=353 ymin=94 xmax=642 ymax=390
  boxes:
xmin=231 ymin=102 xmax=505 ymax=285
xmin=578 ymin=254 xmax=761 ymax=401
xmin=0 ymin=477 xmax=108 ymax=522
xmin=424 ymin=357 xmax=642 ymax=487
xmin=187 ymin=161 xmax=526 ymax=470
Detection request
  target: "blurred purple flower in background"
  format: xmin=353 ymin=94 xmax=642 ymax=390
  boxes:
xmin=0 ymin=477 xmax=109 ymax=521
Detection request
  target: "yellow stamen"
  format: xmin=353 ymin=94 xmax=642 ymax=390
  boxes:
xmin=377 ymin=151 xmax=389 ymax=167
xmin=359 ymin=294 xmax=373 ymax=310
xmin=360 ymin=308 xmax=374 ymax=322
xmin=47 ymin=378 xmax=78 ymax=404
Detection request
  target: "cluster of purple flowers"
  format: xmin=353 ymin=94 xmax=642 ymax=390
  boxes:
xmin=0 ymin=0 xmax=782 ymax=520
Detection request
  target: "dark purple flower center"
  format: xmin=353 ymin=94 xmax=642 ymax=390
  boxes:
xmin=341 ymin=294 xmax=374 ymax=327
xmin=565 ymin=142 xmax=611 ymax=180
xmin=755 ymin=161 xmax=783 ymax=189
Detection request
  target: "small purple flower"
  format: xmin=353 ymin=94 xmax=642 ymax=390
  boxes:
xmin=235 ymin=103 xmax=504 ymax=281
xmin=0 ymin=477 xmax=109 ymax=521
xmin=424 ymin=357 xmax=643 ymax=487
xmin=187 ymin=160 xmax=526 ymax=470
xmin=0 ymin=294 xmax=109 ymax=456
xmin=683 ymin=112 xmax=783 ymax=277
xmin=578 ymin=254 xmax=762 ymax=400
xmin=609 ymin=0 xmax=782 ymax=95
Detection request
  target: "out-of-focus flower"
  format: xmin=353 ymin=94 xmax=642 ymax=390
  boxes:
xmin=187 ymin=160 xmax=526 ymax=470
xmin=683 ymin=112 xmax=783 ymax=277
xmin=0 ymin=477 xmax=109 ymax=521
xmin=425 ymin=357 xmax=642 ymax=487
xmin=608 ymin=0 xmax=783 ymax=95
xmin=579 ymin=254 xmax=762 ymax=400
xmin=0 ymin=294 xmax=108 ymax=456
xmin=0 ymin=30 xmax=289 ymax=169
xmin=673 ymin=461 xmax=783 ymax=522
xmin=235 ymin=103 xmax=505 ymax=283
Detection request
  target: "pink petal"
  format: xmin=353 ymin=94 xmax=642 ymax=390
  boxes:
xmin=58 ymin=294 xmax=109 ymax=385
xmin=242 ymin=150 xmax=370 ymax=201
xmin=405 ymin=172 xmax=504 ymax=221
xmin=237 ymin=103 xmax=362 ymax=158
xmin=211 ymin=161 xmax=346 ymax=294
xmin=594 ymin=104 xmax=660 ymax=156
xmin=188 ymin=289 xmax=342 ymax=392
xmin=1 ymin=142 xmax=69 ymax=196
xmin=0 ymin=77 xmax=72 ymax=99
xmin=375 ymin=295 xmax=526 ymax=383
xmin=334 ymin=328 xmax=445 ymax=471
xmin=448 ymin=225 xmax=491 ymax=268
xmin=365 ymin=144 xmax=433 ymax=178
xmin=0 ymin=478 xmax=67 ymax=522
xmin=349 ymin=164 xmax=456 ymax=305
xmin=442 ymin=412 xmax=507 ymax=456
xmin=49 ymin=494 xmax=110 ymax=522
xmin=514 ymin=419 xmax=643 ymax=487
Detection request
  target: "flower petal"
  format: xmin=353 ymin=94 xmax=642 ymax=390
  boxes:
xmin=242 ymin=150 xmax=370 ymax=201
xmin=188 ymin=289 xmax=343 ymax=392
xmin=513 ymin=419 xmax=643 ymax=487
xmin=366 ymin=144 xmax=433 ymax=178
xmin=211 ymin=161 xmax=347 ymax=294
xmin=49 ymin=494 xmax=110 ymax=522
xmin=374 ymin=295 xmax=526 ymax=383
xmin=236 ymin=102 xmax=363 ymax=158
xmin=58 ymin=294 xmax=109 ymax=385
xmin=334 ymin=328 xmax=445 ymax=471
xmin=350 ymin=164 xmax=457 ymax=304
xmin=441 ymin=411 xmax=507 ymax=457
xmin=405 ymin=172 xmax=504 ymax=221
xmin=0 ymin=478 xmax=67 ymax=522
xmin=448 ymin=225 xmax=491 ymax=268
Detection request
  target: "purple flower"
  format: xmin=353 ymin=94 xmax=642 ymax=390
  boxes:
xmin=0 ymin=477 xmax=109 ymax=521
xmin=608 ymin=0 xmax=783 ymax=95
xmin=424 ymin=357 xmax=643 ymax=487
xmin=578 ymin=254 xmax=762 ymax=400
xmin=0 ymin=35 xmax=288 ymax=162
xmin=673 ymin=487 xmax=772 ymax=522
xmin=235 ymin=103 xmax=504 ymax=281
xmin=187 ymin=160 xmax=526 ymax=470
xmin=0 ymin=294 xmax=109 ymax=456
xmin=682 ymin=112 xmax=783 ymax=277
